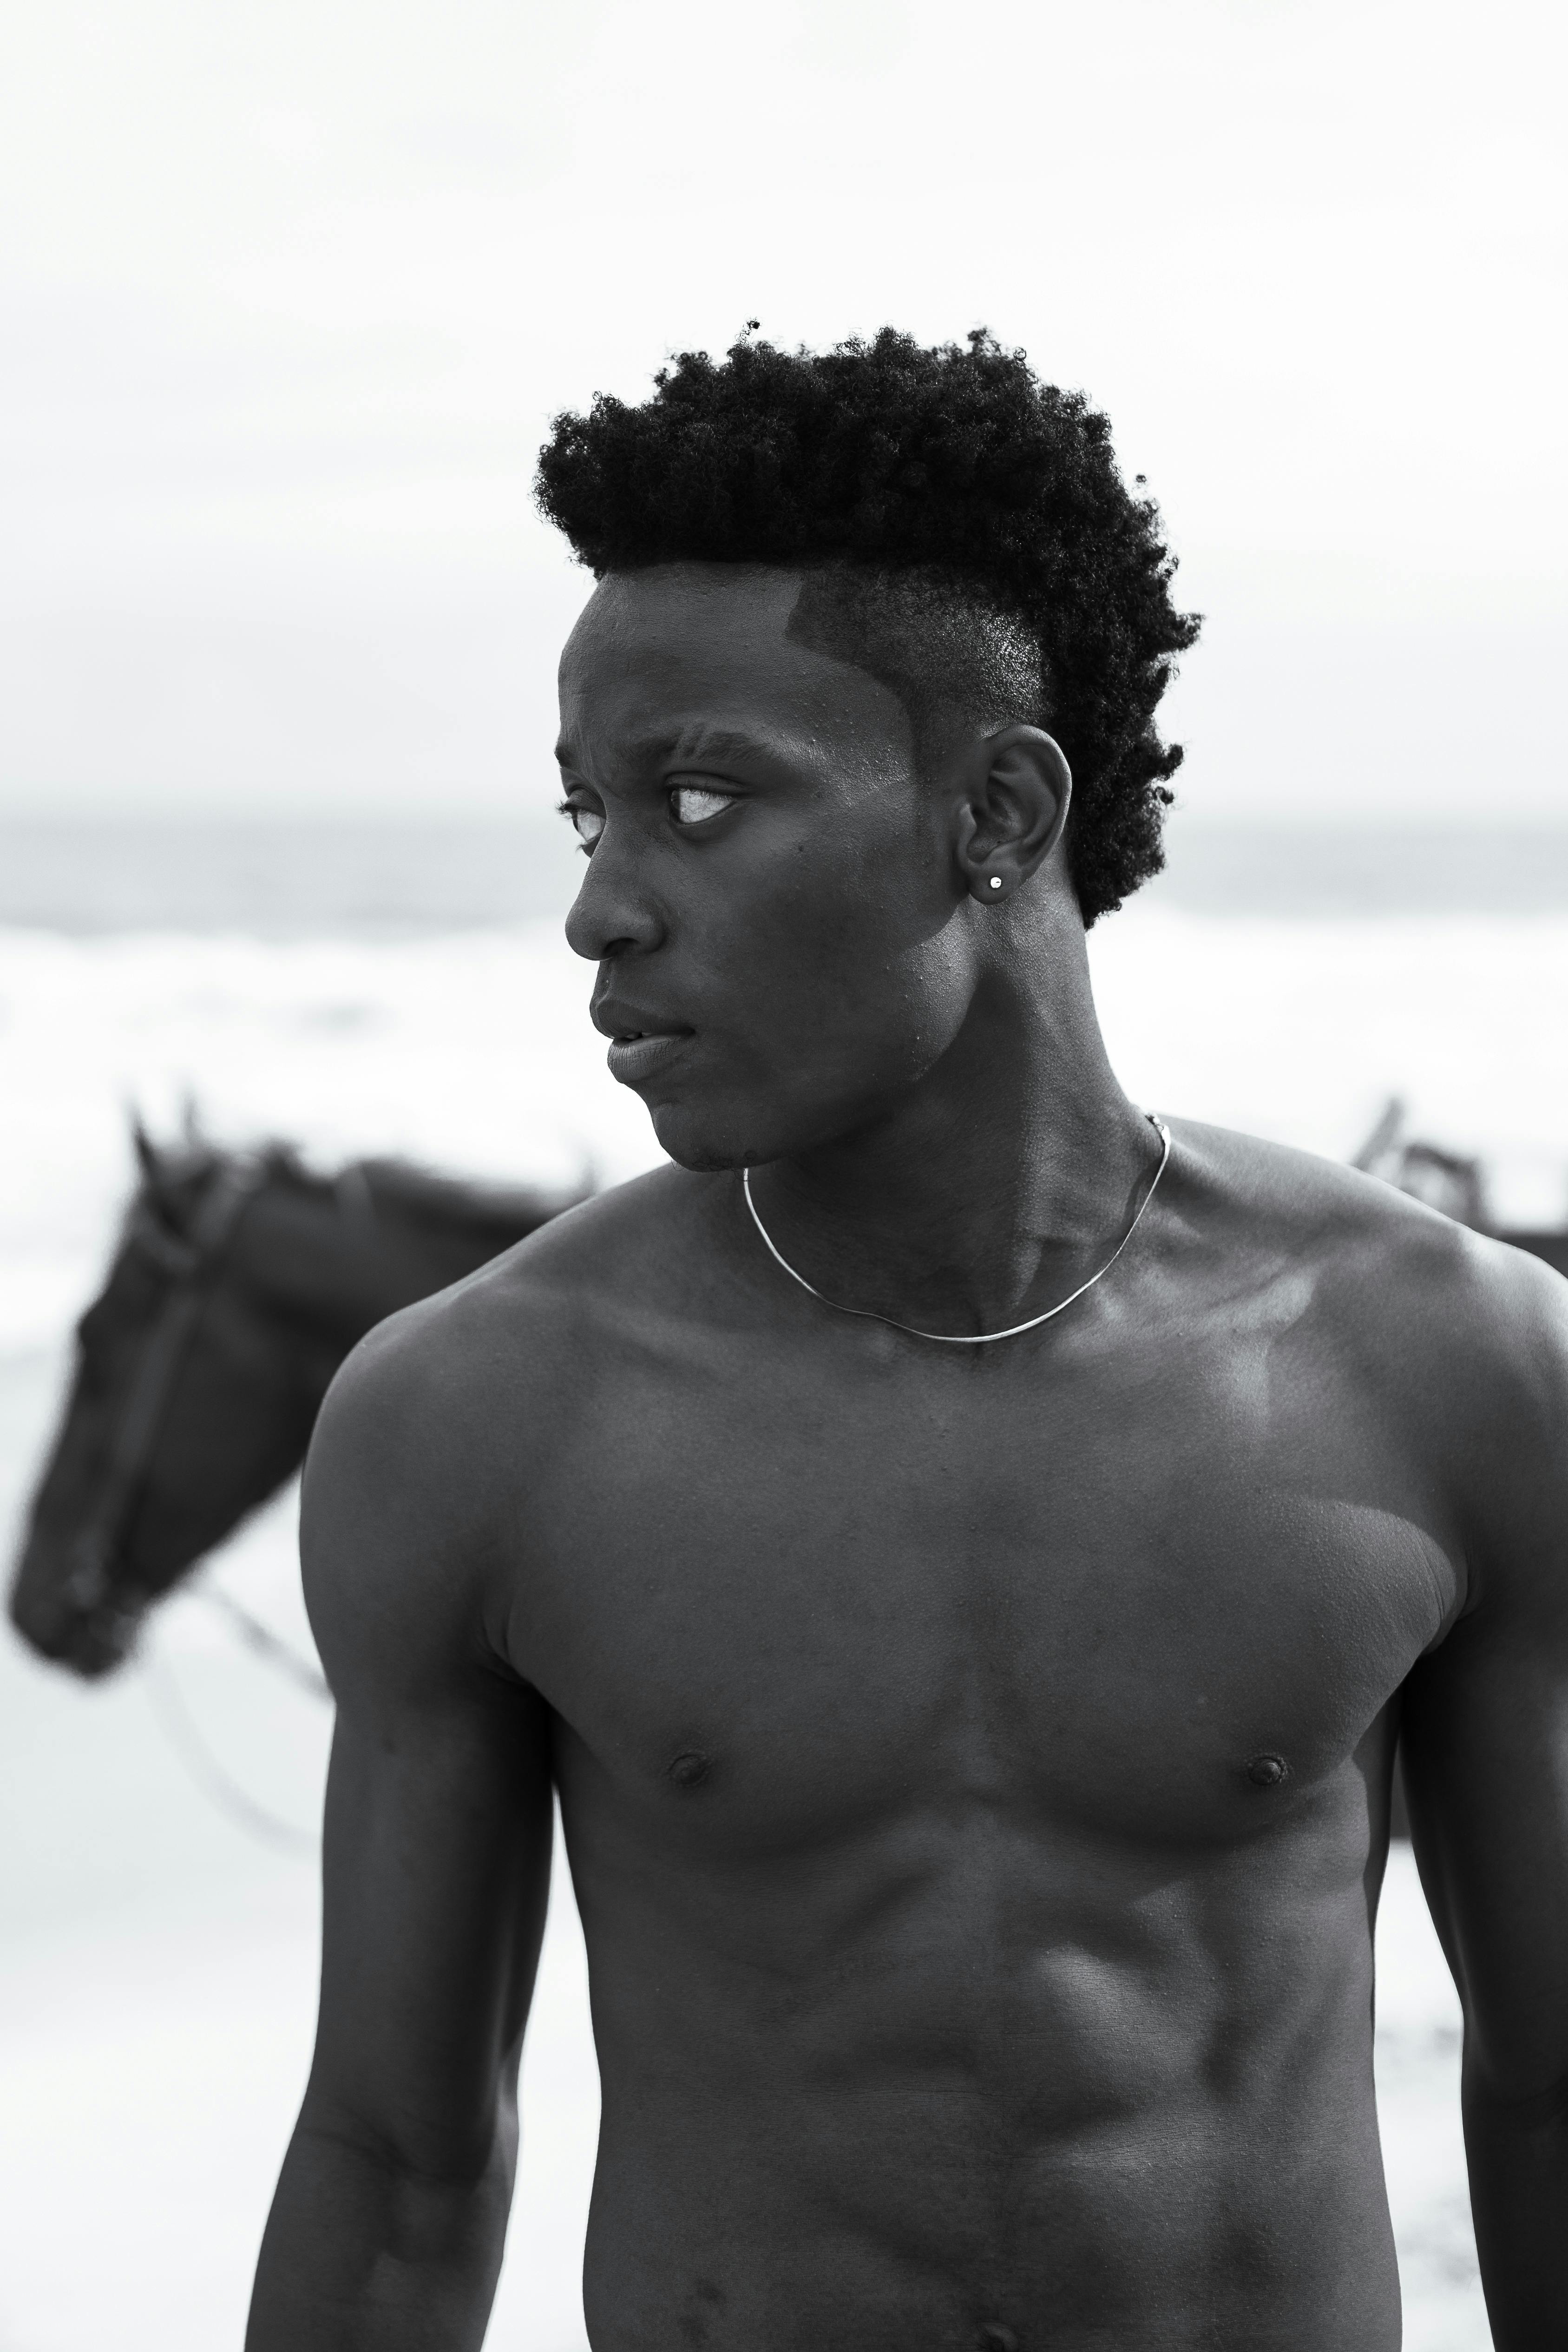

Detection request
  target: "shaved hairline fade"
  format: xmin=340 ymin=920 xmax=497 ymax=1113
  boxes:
xmin=784 ymin=562 xmax=1047 ymax=772
xmin=535 ymin=328 xmax=1200 ymax=923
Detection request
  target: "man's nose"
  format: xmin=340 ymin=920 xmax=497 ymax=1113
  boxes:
xmin=564 ymin=821 xmax=666 ymax=963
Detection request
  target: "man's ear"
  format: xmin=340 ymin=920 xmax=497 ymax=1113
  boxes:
xmin=954 ymin=727 xmax=1071 ymax=904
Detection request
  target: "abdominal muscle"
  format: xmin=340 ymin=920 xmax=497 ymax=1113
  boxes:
xmin=564 ymin=1805 xmax=1402 ymax=2352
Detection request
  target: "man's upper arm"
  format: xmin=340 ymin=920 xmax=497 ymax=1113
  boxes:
xmin=1400 ymin=1245 xmax=1568 ymax=2110
xmin=297 ymin=1301 xmax=555 ymax=2182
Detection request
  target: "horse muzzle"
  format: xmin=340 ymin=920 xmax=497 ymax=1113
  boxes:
xmin=7 ymin=1540 xmax=146 ymax=1679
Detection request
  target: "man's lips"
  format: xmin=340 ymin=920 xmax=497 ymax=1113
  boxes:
xmin=592 ymin=996 xmax=695 ymax=1086
xmin=604 ymin=1027 xmax=694 ymax=1086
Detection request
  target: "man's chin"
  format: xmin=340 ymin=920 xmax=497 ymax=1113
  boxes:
xmin=642 ymin=1078 xmax=804 ymax=1174
xmin=644 ymin=1087 xmax=868 ymax=1175
xmin=645 ymin=1097 xmax=748 ymax=1175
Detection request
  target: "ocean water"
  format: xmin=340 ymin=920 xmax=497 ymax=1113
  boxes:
xmin=6 ymin=817 xmax=1558 ymax=2349
xmin=7 ymin=814 xmax=1568 ymax=935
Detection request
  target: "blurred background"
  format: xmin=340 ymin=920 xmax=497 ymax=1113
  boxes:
xmin=2 ymin=0 xmax=1564 ymax=2344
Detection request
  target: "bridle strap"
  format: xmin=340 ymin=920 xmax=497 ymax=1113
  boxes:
xmin=67 ymin=1159 xmax=267 ymax=1616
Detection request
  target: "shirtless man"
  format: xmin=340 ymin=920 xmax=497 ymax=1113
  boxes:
xmin=248 ymin=331 xmax=1568 ymax=2350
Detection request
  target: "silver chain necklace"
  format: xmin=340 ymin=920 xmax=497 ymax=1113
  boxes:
xmin=741 ymin=1113 xmax=1171 ymax=1346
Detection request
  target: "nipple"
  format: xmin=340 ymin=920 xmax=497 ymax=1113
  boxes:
xmin=668 ymin=1750 xmax=711 ymax=1789
xmin=1247 ymin=1752 xmax=1289 ymax=1787
xmin=977 ymin=2327 xmax=1018 ymax=2352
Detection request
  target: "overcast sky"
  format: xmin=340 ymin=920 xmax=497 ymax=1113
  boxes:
xmin=2 ymin=0 xmax=1563 ymax=827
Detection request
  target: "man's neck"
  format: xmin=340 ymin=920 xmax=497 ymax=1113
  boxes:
xmin=747 ymin=931 xmax=1158 ymax=1340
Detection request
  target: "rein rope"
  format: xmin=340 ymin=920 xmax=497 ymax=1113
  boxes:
xmin=144 ymin=1643 xmax=321 ymax=1853
xmin=197 ymin=1586 xmax=330 ymax=1699
xmin=146 ymin=1590 xmax=329 ymax=1854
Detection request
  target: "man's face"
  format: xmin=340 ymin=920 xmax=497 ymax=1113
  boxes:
xmin=558 ymin=564 xmax=981 ymax=1171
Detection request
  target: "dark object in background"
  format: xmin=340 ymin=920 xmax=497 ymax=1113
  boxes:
xmin=1354 ymin=1099 xmax=1568 ymax=1839
xmin=1351 ymin=1096 xmax=1490 ymax=1229
xmin=7 ymin=1123 xmax=577 ymax=1679
xmin=1499 ymin=1229 xmax=1568 ymax=1279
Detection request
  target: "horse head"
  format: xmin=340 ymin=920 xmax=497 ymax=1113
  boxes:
xmin=8 ymin=1122 xmax=329 ymax=1677
xmin=9 ymin=1120 xmax=577 ymax=1679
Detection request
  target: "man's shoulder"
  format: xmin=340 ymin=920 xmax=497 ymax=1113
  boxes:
xmin=1168 ymin=1116 xmax=1568 ymax=1427
xmin=315 ymin=1161 xmax=718 ymax=1464
xmin=300 ymin=1163 xmax=723 ymax=1676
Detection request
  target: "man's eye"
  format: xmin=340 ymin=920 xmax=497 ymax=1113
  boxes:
xmin=669 ymin=782 xmax=736 ymax=828
xmin=559 ymin=801 xmax=604 ymax=850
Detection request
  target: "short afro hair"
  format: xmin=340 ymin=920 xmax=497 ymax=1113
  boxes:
xmin=536 ymin=328 xmax=1200 ymax=924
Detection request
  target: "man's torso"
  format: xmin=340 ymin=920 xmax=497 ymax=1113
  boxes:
xmin=432 ymin=1124 xmax=1490 ymax=2349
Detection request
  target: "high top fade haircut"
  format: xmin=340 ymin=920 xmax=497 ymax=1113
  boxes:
xmin=536 ymin=328 xmax=1200 ymax=924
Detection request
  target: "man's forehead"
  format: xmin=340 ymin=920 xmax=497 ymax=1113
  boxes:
xmin=557 ymin=562 xmax=911 ymax=756
xmin=563 ymin=563 xmax=805 ymax=670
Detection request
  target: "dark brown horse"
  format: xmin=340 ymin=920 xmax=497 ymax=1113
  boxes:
xmin=8 ymin=1128 xmax=576 ymax=1678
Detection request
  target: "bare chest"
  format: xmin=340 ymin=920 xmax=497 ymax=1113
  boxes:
xmin=503 ymin=1317 xmax=1457 ymax=1852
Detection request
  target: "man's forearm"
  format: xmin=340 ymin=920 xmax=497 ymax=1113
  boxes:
xmin=245 ymin=2114 xmax=515 ymax=2352
xmin=1464 ymin=2076 xmax=1568 ymax=2350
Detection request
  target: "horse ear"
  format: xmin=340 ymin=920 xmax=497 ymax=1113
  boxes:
xmin=1351 ymin=1095 xmax=1404 ymax=1174
xmin=180 ymin=1091 xmax=204 ymax=1150
xmin=130 ymin=1109 xmax=162 ymax=1184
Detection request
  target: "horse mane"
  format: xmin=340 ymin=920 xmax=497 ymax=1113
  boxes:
xmin=129 ymin=1127 xmax=580 ymax=1248
xmin=356 ymin=1156 xmax=578 ymax=1242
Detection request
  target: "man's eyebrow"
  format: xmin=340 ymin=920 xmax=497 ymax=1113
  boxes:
xmin=662 ymin=724 xmax=780 ymax=766
xmin=557 ymin=723 xmax=787 ymax=773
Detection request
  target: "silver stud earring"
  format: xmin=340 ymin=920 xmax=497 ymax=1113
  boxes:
xmin=988 ymin=875 xmax=1003 ymax=891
